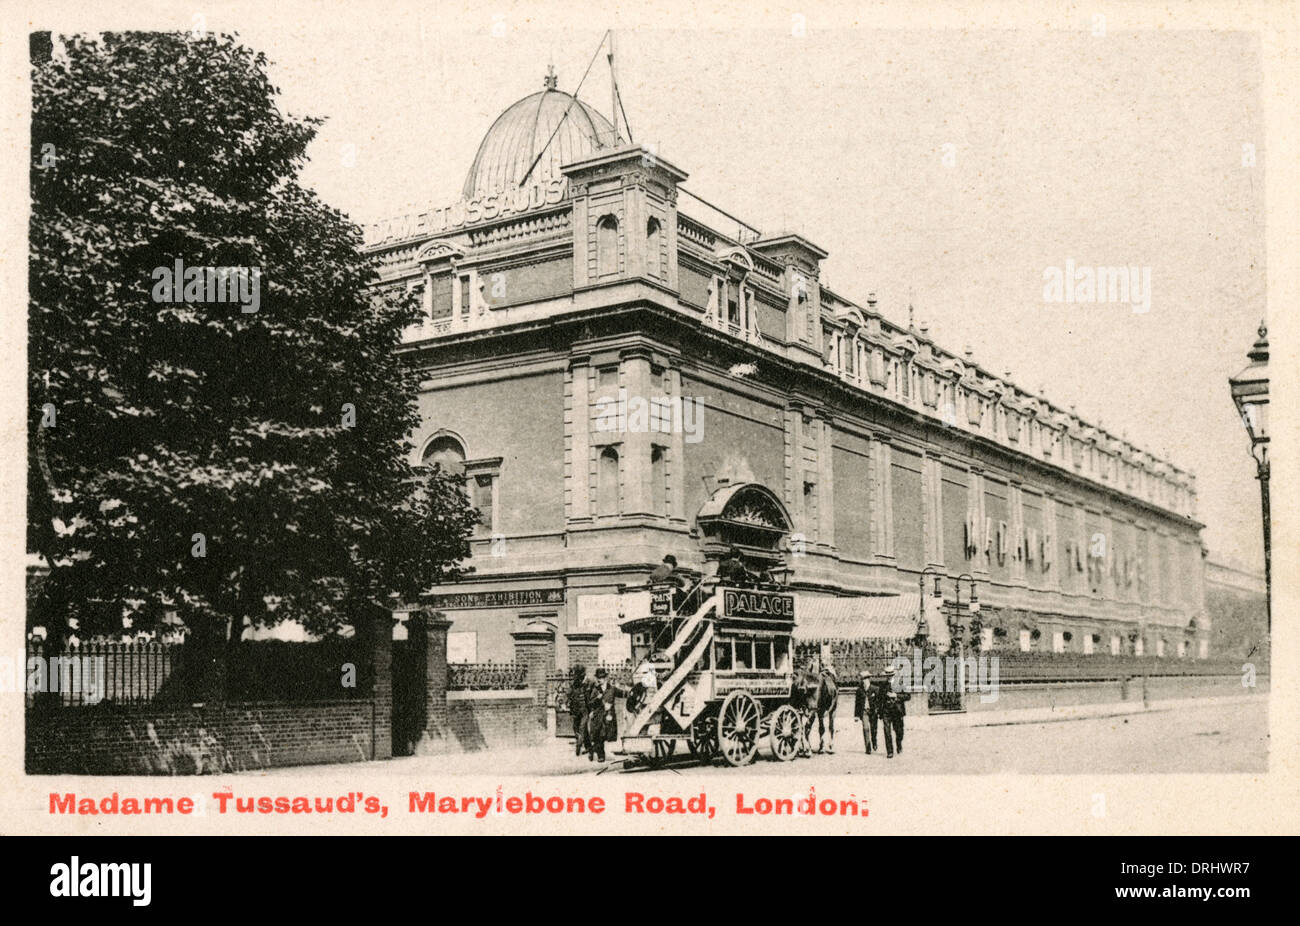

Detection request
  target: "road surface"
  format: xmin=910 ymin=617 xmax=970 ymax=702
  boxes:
xmin=270 ymin=695 xmax=1268 ymax=777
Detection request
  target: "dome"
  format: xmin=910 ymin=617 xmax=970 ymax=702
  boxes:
xmin=462 ymin=74 xmax=619 ymax=199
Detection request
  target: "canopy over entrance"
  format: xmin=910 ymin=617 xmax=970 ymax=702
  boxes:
xmin=695 ymin=482 xmax=792 ymax=566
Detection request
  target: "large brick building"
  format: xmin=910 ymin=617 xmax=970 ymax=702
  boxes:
xmin=365 ymin=71 xmax=1207 ymax=666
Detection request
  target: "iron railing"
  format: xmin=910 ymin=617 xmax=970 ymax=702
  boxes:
xmin=448 ymin=661 xmax=528 ymax=691
xmin=24 ymin=640 xmax=179 ymax=707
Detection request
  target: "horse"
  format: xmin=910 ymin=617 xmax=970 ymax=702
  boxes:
xmin=792 ymin=660 xmax=839 ymax=755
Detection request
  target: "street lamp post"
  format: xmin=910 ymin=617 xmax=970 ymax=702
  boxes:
xmin=1229 ymin=322 xmax=1270 ymax=631
xmin=918 ymin=566 xmax=942 ymax=646
xmin=954 ymin=573 xmax=979 ymax=646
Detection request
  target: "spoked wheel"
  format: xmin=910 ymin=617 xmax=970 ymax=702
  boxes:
xmin=768 ymin=704 xmax=802 ymax=762
xmin=688 ymin=717 xmax=718 ymax=765
xmin=718 ymin=691 xmax=761 ymax=767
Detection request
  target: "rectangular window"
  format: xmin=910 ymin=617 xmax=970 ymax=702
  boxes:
xmin=713 ymin=640 xmax=733 ymax=671
xmin=755 ymin=639 xmax=772 ymax=670
xmin=1019 ymin=629 xmax=1032 ymax=652
xmin=1110 ymin=635 xmax=1121 ymax=656
xmin=1083 ymin=634 xmax=1094 ymax=655
xmin=459 ymin=274 xmax=471 ymax=317
xmin=1052 ymin=631 xmax=1065 ymax=654
xmin=774 ymin=637 xmax=791 ymax=673
xmin=734 ymin=638 xmax=753 ymax=670
xmin=1135 ymin=637 xmax=1145 ymax=656
xmin=430 ymin=273 xmax=453 ymax=319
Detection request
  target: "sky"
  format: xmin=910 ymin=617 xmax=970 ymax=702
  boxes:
xmin=237 ymin=22 xmax=1267 ymax=571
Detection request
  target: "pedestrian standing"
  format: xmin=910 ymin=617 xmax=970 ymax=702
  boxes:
xmin=569 ymin=664 xmax=589 ymax=757
xmin=853 ymin=668 xmax=881 ymax=754
xmin=878 ymin=665 xmax=910 ymax=758
xmin=585 ymin=667 xmax=621 ymax=763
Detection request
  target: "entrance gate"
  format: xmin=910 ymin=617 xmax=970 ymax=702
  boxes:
xmin=390 ymin=637 xmax=425 ymax=756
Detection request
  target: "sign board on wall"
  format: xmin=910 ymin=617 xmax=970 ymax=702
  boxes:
xmin=577 ymin=593 xmax=634 ymax=662
xmin=447 ymin=631 xmax=478 ymax=664
xmin=424 ymin=588 xmax=565 ymax=611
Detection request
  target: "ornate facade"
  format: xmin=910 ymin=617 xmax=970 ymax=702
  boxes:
xmin=366 ymin=75 xmax=1206 ymax=666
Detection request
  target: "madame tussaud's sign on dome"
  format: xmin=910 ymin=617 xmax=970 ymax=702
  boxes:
xmin=365 ymin=178 xmax=567 ymax=246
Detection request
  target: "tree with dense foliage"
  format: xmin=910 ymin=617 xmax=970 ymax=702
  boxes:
xmin=29 ymin=31 xmax=477 ymax=649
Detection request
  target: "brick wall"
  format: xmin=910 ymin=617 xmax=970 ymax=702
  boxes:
xmin=25 ymin=699 xmax=380 ymax=775
xmin=27 ymin=607 xmax=395 ymax=775
xmin=416 ymin=690 xmax=544 ymax=755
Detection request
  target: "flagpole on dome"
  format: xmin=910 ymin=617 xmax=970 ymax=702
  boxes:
xmin=608 ymin=30 xmax=633 ymax=145
xmin=608 ymin=31 xmax=618 ymax=145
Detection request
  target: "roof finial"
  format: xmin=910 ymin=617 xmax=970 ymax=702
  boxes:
xmin=544 ymin=63 xmax=558 ymax=90
xmin=1249 ymin=319 xmax=1268 ymax=361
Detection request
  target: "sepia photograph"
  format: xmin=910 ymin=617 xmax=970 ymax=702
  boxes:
xmin=1 ymin=0 xmax=1296 ymax=854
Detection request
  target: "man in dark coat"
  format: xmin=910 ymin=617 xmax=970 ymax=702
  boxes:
xmin=585 ymin=668 xmax=621 ymax=763
xmin=569 ymin=664 xmax=589 ymax=757
xmin=853 ymin=668 xmax=883 ymax=754
xmin=877 ymin=665 xmax=911 ymax=758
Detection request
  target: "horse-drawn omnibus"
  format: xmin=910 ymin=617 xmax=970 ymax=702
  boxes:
xmin=612 ymin=481 xmax=823 ymax=766
xmin=617 ymin=582 xmax=806 ymax=766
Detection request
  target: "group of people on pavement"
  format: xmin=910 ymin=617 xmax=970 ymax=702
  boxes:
xmin=567 ymin=665 xmax=621 ymax=763
xmin=852 ymin=665 xmax=910 ymax=758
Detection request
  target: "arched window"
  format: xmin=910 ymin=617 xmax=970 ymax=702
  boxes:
xmin=423 ymin=434 xmax=465 ymax=477
xmin=597 ymin=446 xmax=620 ymax=517
xmin=650 ymin=446 xmax=666 ymax=515
xmin=646 ymin=218 xmax=661 ymax=279
xmin=597 ymin=215 xmax=619 ymax=277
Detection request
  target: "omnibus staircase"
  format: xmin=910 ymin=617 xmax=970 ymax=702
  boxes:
xmin=626 ymin=591 xmax=719 ymax=736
